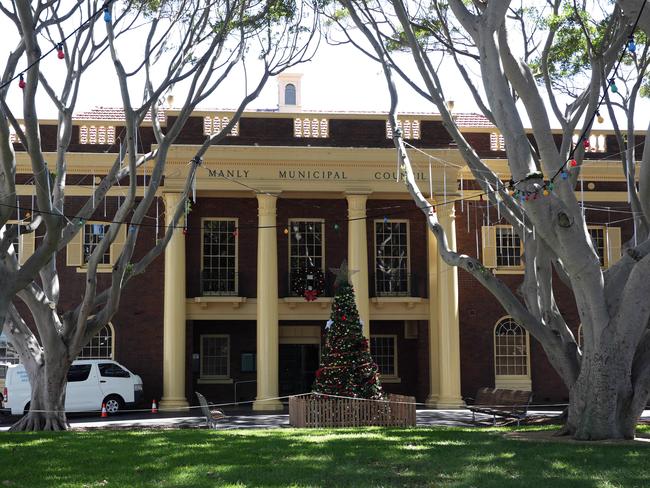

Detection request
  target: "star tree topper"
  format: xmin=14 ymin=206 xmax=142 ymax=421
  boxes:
xmin=329 ymin=259 xmax=359 ymax=288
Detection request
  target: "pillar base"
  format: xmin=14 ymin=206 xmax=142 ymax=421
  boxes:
xmin=429 ymin=396 xmax=465 ymax=409
xmin=425 ymin=394 xmax=439 ymax=408
xmin=159 ymin=397 xmax=190 ymax=411
xmin=252 ymin=398 xmax=284 ymax=411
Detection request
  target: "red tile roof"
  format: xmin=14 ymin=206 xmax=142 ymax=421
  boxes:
xmin=452 ymin=112 xmax=495 ymax=128
xmin=73 ymin=107 xmax=166 ymax=122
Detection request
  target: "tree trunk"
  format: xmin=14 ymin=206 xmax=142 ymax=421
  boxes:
xmin=567 ymin=354 xmax=638 ymax=440
xmin=8 ymin=357 xmax=70 ymax=432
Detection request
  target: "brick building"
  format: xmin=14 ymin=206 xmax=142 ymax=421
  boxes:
xmin=1 ymin=75 xmax=634 ymax=409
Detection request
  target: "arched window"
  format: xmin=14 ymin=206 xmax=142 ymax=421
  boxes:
xmin=78 ymin=324 xmax=114 ymax=359
xmin=0 ymin=333 xmax=19 ymax=364
xmin=284 ymin=83 xmax=296 ymax=105
xmin=494 ymin=317 xmax=531 ymax=390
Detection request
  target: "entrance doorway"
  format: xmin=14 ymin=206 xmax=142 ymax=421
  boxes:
xmin=279 ymin=344 xmax=320 ymax=397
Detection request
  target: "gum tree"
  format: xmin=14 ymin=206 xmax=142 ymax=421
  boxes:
xmin=333 ymin=0 xmax=650 ymax=439
xmin=0 ymin=0 xmax=317 ymax=431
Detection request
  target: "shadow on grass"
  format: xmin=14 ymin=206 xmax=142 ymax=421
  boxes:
xmin=1 ymin=426 xmax=650 ymax=487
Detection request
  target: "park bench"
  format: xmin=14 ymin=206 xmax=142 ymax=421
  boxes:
xmin=195 ymin=391 xmax=226 ymax=429
xmin=466 ymin=387 xmax=532 ymax=426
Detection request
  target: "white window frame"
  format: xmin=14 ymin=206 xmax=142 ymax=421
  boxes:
xmin=493 ymin=316 xmax=531 ymax=390
xmin=370 ymin=334 xmax=399 ymax=379
xmin=83 ymin=222 xmax=112 ymax=266
xmin=201 ymin=218 xmax=239 ymax=296
xmin=482 ymin=225 xmax=524 ymax=274
xmin=587 ymin=225 xmax=621 ymax=268
xmin=374 ymin=219 xmax=410 ymax=296
xmin=67 ymin=221 xmax=125 ymax=272
xmin=288 ymin=218 xmax=325 ymax=294
xmin=78 ymin=324 xmax=115 ymax=360
xmin=200 ymin=334 xmax=230 ymax=379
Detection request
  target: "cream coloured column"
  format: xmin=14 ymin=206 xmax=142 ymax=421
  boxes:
xmin=253 ymin=193 xmax=283 ymax=411
xmin=425 ymin=222 xmax=441 ymax=407
xmin=435 ymin=207 xmax=464 ymax=408
xmin=160 ymin=192 xmax=189 ymax=410
xmin=346 ymin=193 xmax=370 ymax=338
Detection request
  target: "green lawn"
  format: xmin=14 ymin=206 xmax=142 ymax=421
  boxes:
xmin=1 ymin=426 xmax=649 ymax=487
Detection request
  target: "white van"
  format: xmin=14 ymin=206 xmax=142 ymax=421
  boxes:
xmin=1 ymin=359 xmax=143 ymax=416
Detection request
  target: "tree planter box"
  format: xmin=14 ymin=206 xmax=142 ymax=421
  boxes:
xmin=289 ymin=394 xmax=416 ymax=427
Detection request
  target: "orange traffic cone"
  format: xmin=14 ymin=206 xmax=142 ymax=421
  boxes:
xmin=101 ymin=403 xmax=107 ymax=418
xmin=151 ymin=399 xmax=158 ymax=414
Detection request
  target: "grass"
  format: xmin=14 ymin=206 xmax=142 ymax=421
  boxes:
xmin=1 ymin=425 xmax=649 ymax=488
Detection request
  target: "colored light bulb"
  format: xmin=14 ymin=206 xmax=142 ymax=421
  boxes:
xmin=561 ymin=171 xmax=569 ymax=180
xmin=628 ymin=36 xmax=636 ymax=53
xmin=570 ymin=159 xmax=578 ymax=167
xmin=583 ymin=139 xmax=590 ymax=149
xmin=610 ymin=78 xmax=618 ymax=93
xmin=57 ymin=44 xmax=64 ymax=59
xmin=597 ymin=113 xmax=604 ymax=124
xmin=18 ymin=74 xmax=25 ymax=89
xmin=283 ymin=228 xmax=288 ymax=235
xmin=543 ymin=189 xmax=550 ymax=196
xmin=103 ymin=6 xmax=111 ymax=22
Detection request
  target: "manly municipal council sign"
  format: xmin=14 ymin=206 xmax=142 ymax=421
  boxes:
xmin=207 ymin=168 xmax=428 ymax=181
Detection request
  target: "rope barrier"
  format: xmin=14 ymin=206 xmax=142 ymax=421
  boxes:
xmin=13 ymin=391 xmax=571 ymax=415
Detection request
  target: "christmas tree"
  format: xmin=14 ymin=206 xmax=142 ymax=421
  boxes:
xmin=313 ymin=261 xmax=385 ymax=399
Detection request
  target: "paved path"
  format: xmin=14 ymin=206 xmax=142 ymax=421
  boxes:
xmin=2 ymin=408 xmax=648 ymax=431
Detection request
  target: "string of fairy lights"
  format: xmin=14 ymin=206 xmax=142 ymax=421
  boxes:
xmin=507 ymin=0 xmax=648 ymax=202
xmin=0 ymin=1 xmax=114 ymax=93
xmin=0 ymin=1 xmax=647 ymax=243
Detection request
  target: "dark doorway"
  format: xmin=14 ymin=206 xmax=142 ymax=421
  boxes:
xmin=279 ymin=344 xmax=320 ymax=396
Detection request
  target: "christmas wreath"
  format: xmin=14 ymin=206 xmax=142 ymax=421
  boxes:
xmin=291 ymin=265 xmax=326 ymax=301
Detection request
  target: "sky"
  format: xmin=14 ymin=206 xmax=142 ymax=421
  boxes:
xmin=0 ymin=3 xmax=645 ymax=128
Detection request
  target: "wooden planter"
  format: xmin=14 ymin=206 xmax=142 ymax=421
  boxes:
xmin=289 ymin=394 xmax=416 ymax=428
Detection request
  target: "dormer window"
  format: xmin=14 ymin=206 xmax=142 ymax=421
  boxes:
xmin=285 ymin=84 xmax=297 ymax=105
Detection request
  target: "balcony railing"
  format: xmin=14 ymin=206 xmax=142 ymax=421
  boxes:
xmin=201 ymin=270 xmax=239 ymax=296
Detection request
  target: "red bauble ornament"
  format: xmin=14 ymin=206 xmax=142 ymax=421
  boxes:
xmin=342 ymin=315 xmax=347 ymax=321
xmin=570 ymin=159 xmax=578 ymax=167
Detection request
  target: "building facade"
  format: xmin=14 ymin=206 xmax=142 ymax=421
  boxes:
xmin=4 ymin=79 xmax=634 ymax=409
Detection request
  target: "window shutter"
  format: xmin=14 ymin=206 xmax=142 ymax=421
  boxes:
xmin=66 ymin=229 xmax=83 ymax=267
xmin=110 ymin=224 xmax=127 ymax=265
xmin=19 ymin=232 xmax=35 ymax=265
xmin=606 ymin=227 xmax=622 ymax=266
xmin=481 ymin=226 xmax=497 ymax=268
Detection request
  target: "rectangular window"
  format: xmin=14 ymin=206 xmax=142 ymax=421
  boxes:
xmin=370 ymin=335 xmax=397 ymax=377
xmin=200 ymin=335 xmax=230 ymax=378
xmin=67 ymin=364 xmax=92 ymax=382
xmin=84 ymin=224 xmax=111 ymax=265
xmin=375 ymin=220 xmax=409 ymax=296
xmin=241 ymin=352 xmax=256 ymax=373
xmin=495 ymin=226 xmax=522 ymax=268
xmin=289 ymin=220 xmax=324 ymax=295
xmin=588 ymin=226 xmax=605 ymax=267
xmin=202 ymin=219 xmax=237 ymax=296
